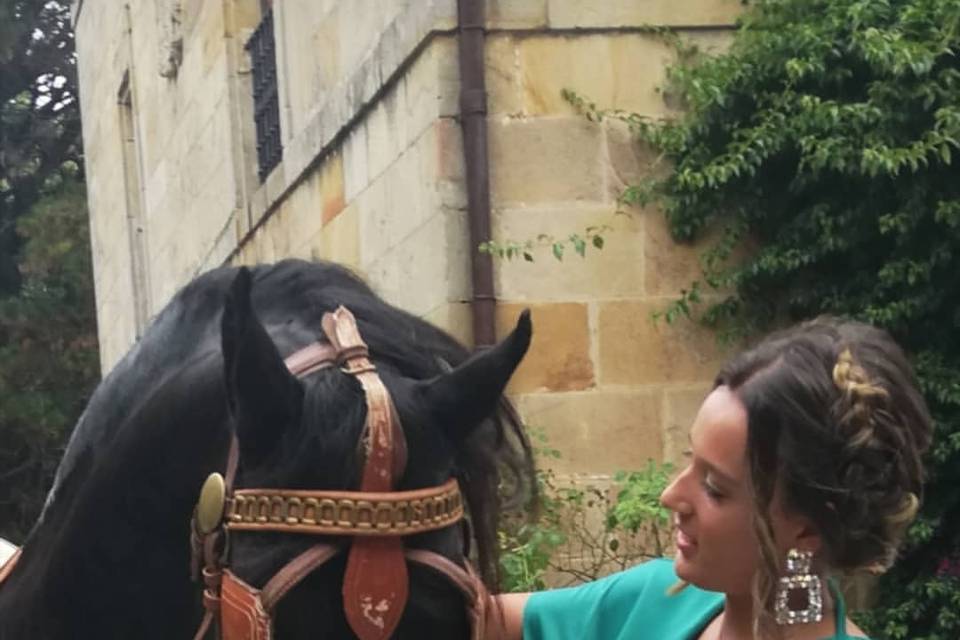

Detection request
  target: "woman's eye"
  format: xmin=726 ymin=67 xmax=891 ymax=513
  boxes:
xmin=703 ymin=478 xmax=724 ymax=500
xmin=681 ymin=448 xmax=693 ymax=459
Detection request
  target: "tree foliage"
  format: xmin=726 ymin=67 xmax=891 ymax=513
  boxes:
xmin=0 ymin=178 xmax=99 ymax=542
xmin=0 ymin=1 xmax=97 ymax=543
xmin=579 ymin=0 xmax=960 ymax=637
xmin=0 ymin=0 xmax=81 ymax=295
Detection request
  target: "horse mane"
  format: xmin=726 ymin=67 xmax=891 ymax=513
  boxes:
xmin=39 ymin=259 xmax=534 ymax=589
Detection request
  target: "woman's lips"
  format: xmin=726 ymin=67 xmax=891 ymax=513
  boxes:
xmin=676 ymin=527 xmax=697 ymax=554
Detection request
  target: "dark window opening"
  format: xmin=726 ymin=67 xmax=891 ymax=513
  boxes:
xmin=246 ymin=7 xmax=281 ymax=182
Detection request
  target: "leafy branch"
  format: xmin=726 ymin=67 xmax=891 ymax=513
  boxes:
xmin=479 ymin=225 xmax=611 ymax=263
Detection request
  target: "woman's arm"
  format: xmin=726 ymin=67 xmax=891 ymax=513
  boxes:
xmin=486 ymin=592 xmax=531 ymax=640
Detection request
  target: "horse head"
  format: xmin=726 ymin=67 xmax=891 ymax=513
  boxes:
xmin=0 ymin=260 xmax=534 ymax=640
xmin=209 ymin=267 xmax=532 ymax=638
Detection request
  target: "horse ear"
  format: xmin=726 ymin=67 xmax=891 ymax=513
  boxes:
xmin=221 ymin=267 xmax=304 ymax=466
xmin=420 ymin=310 xmax=532 ymax=441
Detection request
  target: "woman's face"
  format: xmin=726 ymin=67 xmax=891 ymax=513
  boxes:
xmin=659 ymin=386 xmax=807 ymax=595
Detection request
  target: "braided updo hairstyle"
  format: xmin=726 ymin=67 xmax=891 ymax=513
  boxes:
xmin=715 ymin=317 xmax=932 ymax=632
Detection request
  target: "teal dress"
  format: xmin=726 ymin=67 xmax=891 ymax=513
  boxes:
xmin=522 ymin=559 xmax=869 ymax=640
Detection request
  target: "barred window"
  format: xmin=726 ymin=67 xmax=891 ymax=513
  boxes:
xmin=246 ymin=6 xmax=282 ymax=182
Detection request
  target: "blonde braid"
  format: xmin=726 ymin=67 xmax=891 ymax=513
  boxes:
xmin=832 ymin=347 xmax=918 ymax=574
xmin=832 ymin=348 xmax=889 ymax=449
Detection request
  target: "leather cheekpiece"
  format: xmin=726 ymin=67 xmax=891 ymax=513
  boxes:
xmin=220 ymin=570 xmax=272 ymax=640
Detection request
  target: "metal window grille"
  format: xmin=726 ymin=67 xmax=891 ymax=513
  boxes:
xmin=246 ymin=8 xmax=282 ymax=182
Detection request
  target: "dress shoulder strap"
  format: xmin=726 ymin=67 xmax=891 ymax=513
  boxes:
xmin=828 ymin=578 xmax=856 ymax=640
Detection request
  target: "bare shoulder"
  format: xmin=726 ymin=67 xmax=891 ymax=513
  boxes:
xmin=845 ymin=617 xmax=868 ymax=637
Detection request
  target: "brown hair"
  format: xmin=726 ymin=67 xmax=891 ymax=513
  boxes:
xmin=715 ymin=317 xmax=932 ymax=634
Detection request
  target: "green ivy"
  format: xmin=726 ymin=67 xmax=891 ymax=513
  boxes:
xmin=575 ymin=0 xmax=959 ymax=636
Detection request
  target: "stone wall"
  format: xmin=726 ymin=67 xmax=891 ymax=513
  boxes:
xmin=74 ymin=0 xmax=741 ymax=482
xmin=488 ymin=6 xmax=739 ymax=472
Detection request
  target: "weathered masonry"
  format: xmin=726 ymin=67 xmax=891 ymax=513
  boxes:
xmin=73 ymin=0 xmax=741 ymax=479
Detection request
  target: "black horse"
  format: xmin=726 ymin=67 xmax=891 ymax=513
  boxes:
xmin=0 ymin=259 xmax=535 ymax=639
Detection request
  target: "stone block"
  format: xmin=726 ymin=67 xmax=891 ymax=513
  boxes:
xmin=343 ymin=124 xmax=369 ymax=202
xmin=226 ymin=0 xmax=261 ymax=33
xmin=519 ymin=34 xmax=674 ymax=117
xmin=662 ymin=384 xmax=711 ymax=463
xmin=310 ymin=202 xmax=360 ymax=269
xmin=485 ymin=35 xmax=522 ymax=116
xmin=197 ymin=213 xmax=240 ymax=273
xmin=642 ymin=208 xmax=756 ymax=297
xmin=357 ymin=177 xmax=391 ymax=266
xmin=643 ymin=208 xmax=705 ymax=296
xmin=199 ymin=3 xmax=226 ymax=76
xmin=405 ymin=36 xmax=444 ymax=126
xmin=383 ymin=145 xmax=429 ymax=239
xmin=547 ymin=0 xmax=743 ymax=29
xmin=496 ymin=302 xmax=594 ymax=393
xmin=488 ymin=0 xmax=548 ymax=28
xmin=188 ymin=166 xmax=237 ymax=263
xmin=311 ymin=13 xmax=341 ymax=92
xmin=515 ymin=389 xmax=663 ymax=474
xmin=363 ymin=208 xmax=468 ymax=316
xmin=489 ymin=117 xmax=604 ymax=207
xmin=432 ymin=36 xmax=460 ymax=118
xmin=422 ymin=301 xmax=474 ymax=348
xmin=433 ymin=118 xmax=466 ymax=208
xmin=319 ymin=152 xmax=346 ymax=225
xmin=597 ymin=300 xmax=729 ymax=386
xmin=281 ymin=172 xmax=321 ymax=247
xmin=248 ymin=181 xmax=269 ymax=228
xmin=263 ymin=159 xmax=287 ymax=214
xmin=492 ymin=205 xmax=643 ymax=300
xmin=604 ymin=120 xmax=664 ymax=198
xmin=336 ymin=0 xmax=393 ymax=75
xmin=359 ymin=122 xmax=455 ymax=265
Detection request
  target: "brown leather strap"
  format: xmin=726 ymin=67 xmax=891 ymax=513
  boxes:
xmin=205 ymin=544 xmax=489 ymax=640
xmin=225 ymin=477 xmax=463 ymax=536
xmin=224 ymin=434 xmax=240 ymax=495
xmin=405 ymin=550 xmax=489 ymax=640
xmin=0 ymin=547 xmax=21 ymax=587
xmin=260 ymin=543 xmax=341 ymax=612
xmin=192 ymin=610 xmax=215 ymax=640
xmin=322 ymin=307 xmax=408 ymax=484
xmin=221 ymin=570 xmax=272 ymax=640
xmin=284 ymin=342 xmax=339 ymax=377
xmin=323 ymin=306 xmax=409 ymax=640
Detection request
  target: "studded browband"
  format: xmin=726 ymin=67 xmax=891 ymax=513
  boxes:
xmin=225 ymin=478 xmax=464 ymax=536
xmin=190 ymin=306 xmax=481 ymax=640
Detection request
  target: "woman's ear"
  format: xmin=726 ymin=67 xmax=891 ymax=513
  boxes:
xmin=418 ymin=310 xmax=532 ymax=442
xmin=221 ymin=268 xmax=304 ymax=467
xmin=772 ymin=495 xmax=823 ymax=558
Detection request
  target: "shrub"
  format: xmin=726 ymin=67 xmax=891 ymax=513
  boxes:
xmin=498 ymin=429 xmax=674 ymax=592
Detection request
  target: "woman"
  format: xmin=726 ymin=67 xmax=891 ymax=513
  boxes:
xmin=492 ymin=318 xmax=932 ymax=639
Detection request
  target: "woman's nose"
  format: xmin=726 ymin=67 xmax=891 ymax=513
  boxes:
xmin=660 ymin=467 xmax=693 ymax=515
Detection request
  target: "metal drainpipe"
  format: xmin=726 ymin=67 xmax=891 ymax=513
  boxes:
xmin=456 ymin=0 xmax=496 ymax=349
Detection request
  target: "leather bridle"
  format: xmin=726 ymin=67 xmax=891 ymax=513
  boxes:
xmin=190 ymin=306 xmax=489 ymax=640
